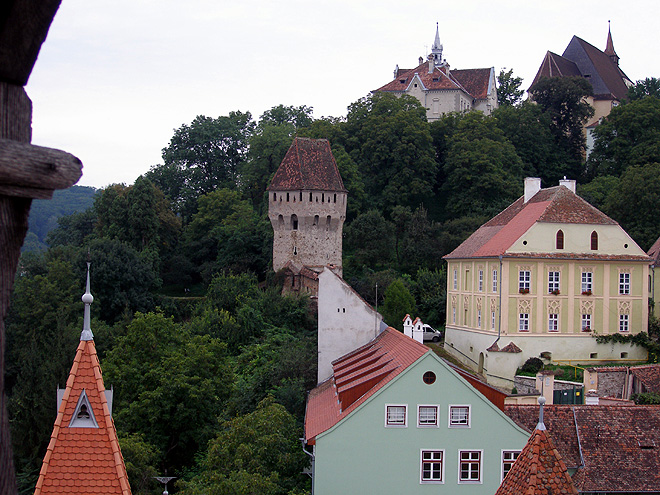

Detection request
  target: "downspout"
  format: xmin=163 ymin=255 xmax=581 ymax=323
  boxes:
xmin=493 ymin=255 xmax=503 ymax=347
xmin=300 ymin=438 xmax=315 ymax=493
xmin=572 ymin=407 xmax=585 ymax=469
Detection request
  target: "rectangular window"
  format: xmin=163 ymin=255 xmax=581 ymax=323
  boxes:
xmin=459 ymin=450 xmax=482 ymax=483
xmin=581 ymin=271 xmax=593 ymax=293
xmin=478 ymin=270 xmax=483 ymax=292
xmin=491 ymin=311 xmax=496 ymax=330
xmin=418 ymin=405 xmax=439 ymax=427
xmin=548 ymin=314 xmax=559 ymax=332
xmin=385 ymin=405 xmax=407 ymax=427
xmin=548 ymin=271 xmax=560 ymax=293
xmin=519 ymin=270 xmax=530 ymax=292
xmin=502 ymin=451 xmax=521 ymax=481
xmin=619 ymin=314 xmax=629 ymax=332
xmin=452 ymin=306 xmax=456 ymax=324
xmin=582 ymin=314 xmax=592 ymax=332
xmin=421 ymin=450 xmax=444 ymax=483
xmin=519 ymin=313 xmax=529 ymax=332
xmin=620 ymin=273 xmax=630 ymax=295
xmin=449 ymin=405 xmax=470 ymax=428
xmin=492 ymin=269 xmax=498 ymax=293
xmin=477 ymin=310 xmax=481 ymax=328
xmin=453 ymin=269 xmax=458 ymax=290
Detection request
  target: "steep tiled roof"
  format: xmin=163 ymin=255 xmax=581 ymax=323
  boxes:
xmin=530 ymin=51 xmax=582 ymax=89
xmin=496 ymin=428 xmax=578 ymax=495
xmin=648 ymin=236 xmax=660 ymax=265
xmin=375 ymin=62 xmax=492 ymax=100
xmin=268 ymin=137 xmax=346 ymax=192
xmin=445 ymin=185 xmax=627 ymax=260
xmin=630 ymin=364 xmax=660 ymax=393
xmin=35 ymin=339 xmax=131 ymax=494
xmin=505 ymin=405 xmax=660 ymax=493
xmin=304 ymin=327 xmax=428 ymax=444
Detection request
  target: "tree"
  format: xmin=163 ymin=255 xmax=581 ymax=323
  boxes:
xmin=178 ymin=397 xmax=309 ymax=495
xmin=577 ymin=176 xmax=620 ymax=211
xmin=530 ymin=76 xmax=594 ymax=164
xmin=344 ymin=210 xmax=395 ymax=268
xmin=603 ymin=163 xmax=660 ymax=250
xmin=442 ymin=112 xmax=523 ymax=218
xmin=589 ymin=96 xmax=660 ymax=177
xmin=46 ymin=208 xmax=97 ymax=248
xmin=628 ymin=77 xmax=660 ymax=101
xmin=257 ymin=104 xmax=313 ymax=129
xmin=496 ymin=68 xmax=524 ymax=106
xmin=381 ymin=279 xmax=416 ymax=330
xmin=412 ymin=267 xmax=447 ymax=329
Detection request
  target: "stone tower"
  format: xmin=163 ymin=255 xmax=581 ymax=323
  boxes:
xmin=268 ymin=137 xmax=347 ymax=276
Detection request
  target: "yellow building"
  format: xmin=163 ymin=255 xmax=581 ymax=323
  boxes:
xmin=444 ymin=178 xmax=649 ymax=389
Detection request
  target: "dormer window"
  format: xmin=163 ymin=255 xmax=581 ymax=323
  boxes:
xmin=591 ymin=231 xmax=598 ymax=250
xmin=556 ymin=230 xmax=564 ymax=250
xmin=77 ymin=404 xmax=90 ymax=419
xmin=69 ymin=390 xmax=98 ymax=428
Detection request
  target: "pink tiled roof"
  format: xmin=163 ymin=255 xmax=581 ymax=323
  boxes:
xmin=268 ymin=137 xmax=346 ymax=192
xmin=375 ymin=62 xmax=492 ymax=100
xmin=648 ymin=236 xmax=660 ymax=265
xmin=505 ymin=405 xmax=660 ymax=493
xmin=630 ymin=364 xmax=660 ymax=394
xmin=35 ymin=340 xmax=131 ymax=494
xmin=445 ymin=185 xmax=631 ymax=260
xmin=304 ymin=328 xmax=428 ymax=444
xmin=496 ymin=428 xmax=578 ymax=495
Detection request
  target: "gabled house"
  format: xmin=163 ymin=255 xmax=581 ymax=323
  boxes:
xmin=34 ymin=265 xmax=131 ymax=494
xmin=444 ymin=178 xmax=649 ymax=388
xmin=505 ymin=404 xmax=660 ymax=493
xmin=584 ymin=364 xmax=660 ymax=400
xmin=305 ymin=327 xmax=529 ymax=494
xmin=374 ymin=25 xmax=497 ymax=120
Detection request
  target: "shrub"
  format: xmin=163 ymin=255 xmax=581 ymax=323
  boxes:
xmin=520 ymin=357 xmax=544 ymax=374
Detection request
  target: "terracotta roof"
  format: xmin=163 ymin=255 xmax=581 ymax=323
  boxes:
xmin=35 ymin=339 xmax=131 ymax=494
xmin=268 ymin=137 xmax=346 ymax=192
xmin=496 ymin=428 xmax=578 ymax=495
xmin=630 ymin=364 xmax=660 ymax=394
xmin=648 ymin=236 xmax=660 ymax=265
xmin=304 ymin=327 xmax=428 ymax=444
xmin=505 ymin=405 xmax=660 ymax=493
xmin=445 ymin=185 xmax=629 ymax=260
xmin=375 ymin=62 xmax=493 ymax=100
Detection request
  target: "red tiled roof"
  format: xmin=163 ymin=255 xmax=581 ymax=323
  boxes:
xmin=304 ymin=328 xmax=428 ymax=444
xmin=445 ymin=185 xmax=630 ymax=260
xmin=374 ymin=62 xmax=492 ymax=100
xmin=630 ymin=364 xmax=660 ymax=394
xmin=496 ymin=427 xmax=578 ymax=495
xmin=648 ymin=236 xmax=660 ymax=265
xmin=35 ymin=339 xmax=131 ymax=495
xmin=505 ymin=405 xmax=660 ymax=493
xmin=268 ymin=137 xmax=346 ymax=192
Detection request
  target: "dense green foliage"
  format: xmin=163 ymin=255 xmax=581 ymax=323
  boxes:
xmin=7 ymin=77 xmax=660 ymax=493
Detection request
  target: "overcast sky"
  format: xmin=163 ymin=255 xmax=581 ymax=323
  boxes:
xmin=25 ymin=0 xmax=660 ymax=189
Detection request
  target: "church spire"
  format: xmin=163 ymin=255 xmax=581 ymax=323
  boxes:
xmin=604 ymin=20 xmax=619 ymax=66
xmin=80 ymin=261 xmax=94 ymax=341
xmin=431 ymin=22 xmax=444 ymax=67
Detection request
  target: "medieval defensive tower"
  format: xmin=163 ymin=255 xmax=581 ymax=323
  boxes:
xmin=268 ymin=137 xmax=347 ymax=276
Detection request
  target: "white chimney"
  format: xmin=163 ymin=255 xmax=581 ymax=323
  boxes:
xmin=559 ymin=177 xmax=576 ymax=194
xmin=412 ymin=318 xmax=424 ymax=344
xmin=403 ymin=314 xmax=413 ymax=339
xmin=428 ymin=55 xmax=434 ymax=74
xmin=524 ymin=177 xmax=542 ymax=203
xmin=393 ymin=64 xmax=399 ymax=79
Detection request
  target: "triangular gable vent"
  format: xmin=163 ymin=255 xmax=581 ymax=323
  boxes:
xmin=68 ymin=389 xmax=99 ymax=428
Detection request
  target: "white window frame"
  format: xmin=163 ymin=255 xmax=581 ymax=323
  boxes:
xmin=453 ymin=269 xmax=458 ymax=290
xmin=417 ymin=405 xmax=439 ymax=428
xmin=501 ymin=450 xmax=521 ymax=482
xmin=519 ymin=313 xmax=529 ymax=332
xmin=385 ymin=404 xmax=407 ymax=427
xmin=478 ymin=269 xmax=484 ymax=292
xmin=582 ymin=314 xmax=592 ymax=332
xmin=491 ymin=311 xmax=496 ymax=330
xmin=519 ymin=270 xmax=531 ymax=292
xmin=581 ymin=271 xmax=592 ymax=293
xmin=458 ymin=450 xmax=483 ymax=484
xmin=492 ymin=269 xmax=498 ymax=293
xmin=452 ymin=306 xmax=456 ymax=324
xmin=548 ymin=271 xmax=560 ymax=293
xmin=448 ymin=405 xmax=471 ymax=428
xmin=619 ymin=314 xmax=629 ymax=333
xmin=619 ymin=272 xmax=630 ymax=295
xmin=420 ymin=449 xmax=444 ymax=484
xmin=548 ymin=313 xmax=559 ymax=333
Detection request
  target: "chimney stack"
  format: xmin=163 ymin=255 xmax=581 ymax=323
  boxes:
xmin=428 ymin=54 xmax=434 ymax=74
xmin=559 ymin=177 xmax=576 ymax=193
xmin=524 ymin=177 xmax=542 ymax=203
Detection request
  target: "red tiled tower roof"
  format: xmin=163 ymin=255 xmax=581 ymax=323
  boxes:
xmin=496 ymin=427 xmax=578 ymax=495
xmin=268 ymin=137 xmax=346 ymax=192
xmin=304 ymin=327 xmax=428 ymax=445
xmin=34 ymin=339 xmax=131 ymax=495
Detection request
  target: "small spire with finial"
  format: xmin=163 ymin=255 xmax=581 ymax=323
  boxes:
xmin=536 ymin=396 xmax=547 ymax=431
xmin=80 ymin=255 xmax=94 ymax=341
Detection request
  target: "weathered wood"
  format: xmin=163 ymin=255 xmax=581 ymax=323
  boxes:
xmin=0 ymin=84 xmax=31 ymax=142
xmin=0 ymin=0 xmax=62 ymax=85
xmin=0 ymin=139 xmax=82 ymax=193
